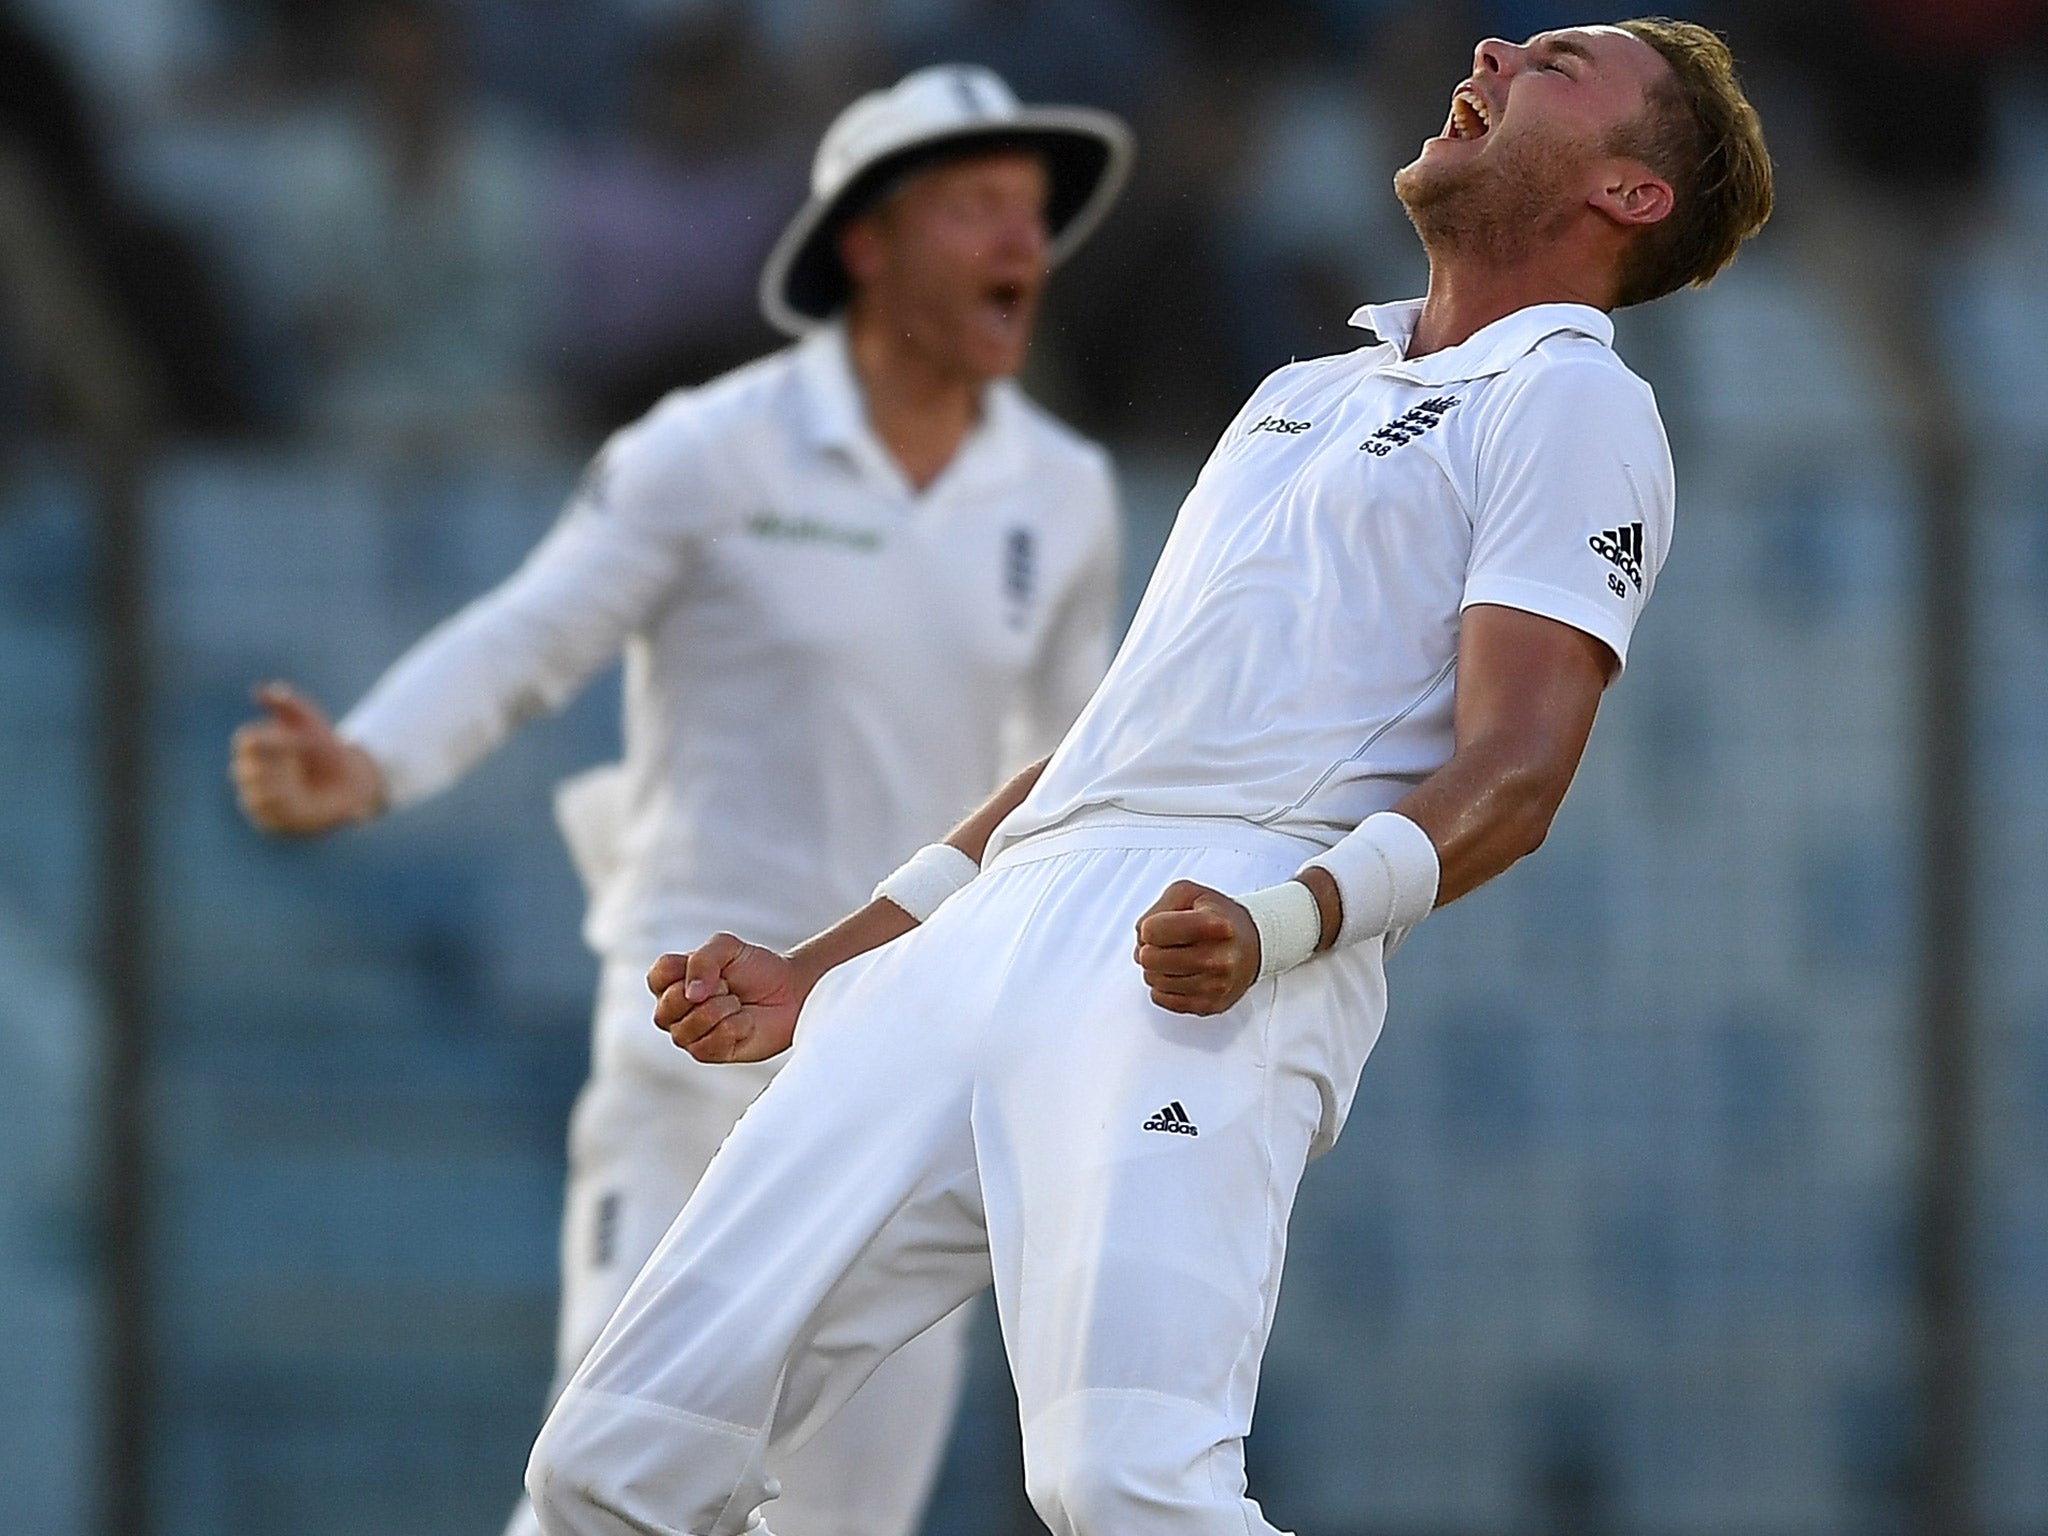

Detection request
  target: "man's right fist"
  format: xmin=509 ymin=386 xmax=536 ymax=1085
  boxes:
xmin=229 ymin=681 xmax=385 ymax=836
xmin=649 ymin=935 xmax=805 ymax=1063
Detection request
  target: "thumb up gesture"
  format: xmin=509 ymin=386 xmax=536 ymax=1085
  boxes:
xmin=229 ymin=682 xmax=385 ymax=836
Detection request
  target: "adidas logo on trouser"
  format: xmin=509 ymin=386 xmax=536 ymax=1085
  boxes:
xmin=1142 ymin=1101 xmax=1198 ymax=1135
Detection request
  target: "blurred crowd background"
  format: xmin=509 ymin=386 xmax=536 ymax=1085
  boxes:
xmin=4 ymin=0 xmax=2048 ymax=1532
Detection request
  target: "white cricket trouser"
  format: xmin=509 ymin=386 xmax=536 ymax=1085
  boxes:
xmin=526 ymin=819 xmax=1390 ymax=1536
xmin=502 ymin=960 xmax=972 ymax=1536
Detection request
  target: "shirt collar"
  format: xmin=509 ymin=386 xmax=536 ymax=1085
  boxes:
xmin=794 ymin=321 xmax=870 ymax=456
xmin=1349 ymin=298 xmax=1615 ymax=386
xmin=793 ymin=320 xmax=1029 ymax=493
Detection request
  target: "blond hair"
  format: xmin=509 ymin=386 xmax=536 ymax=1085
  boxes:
xmin=1609 ymin=18 xmax=1774 ymax=308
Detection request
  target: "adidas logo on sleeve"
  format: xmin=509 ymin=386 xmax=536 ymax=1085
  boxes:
xmin=1588 ymin=521 xmax=1644 ymax=590
xmin=1142 ymin=1101 xmax=1199 ymax=1136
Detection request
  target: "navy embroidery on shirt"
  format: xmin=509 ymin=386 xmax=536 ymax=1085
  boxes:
xmin=1004 ymin=526 xmax=1036 ymax=628
xmin=1360 ymin=395 xmax=1461 ymax=457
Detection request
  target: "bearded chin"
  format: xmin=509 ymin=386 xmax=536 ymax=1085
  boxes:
xmin=1396 ymin=139 xmax=1575 ymax=268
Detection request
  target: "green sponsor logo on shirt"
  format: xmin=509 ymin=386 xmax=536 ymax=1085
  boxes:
xmin=745 ymin=513 xmax=883 ymax=552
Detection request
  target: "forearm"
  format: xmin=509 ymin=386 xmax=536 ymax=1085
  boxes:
xmin=341 ymin=604 xmax=596 ymax=808
xmin=344 ymin=507 xmax=677 ymax=807
xmin=1291 ymin=729 xmax=1580 ymax=951
xmin=1389 ymin=740 xmax=1563 ymax=903
xmin=786 ymin=756 xmax=1051 ymax=995
xmin=1288 ymin=752 xmax=1548 ymax=950
xmin=785 ymin=898 xmax=919 ymax=997
xmin=945 ymin=754 xmax=1050 ymax=862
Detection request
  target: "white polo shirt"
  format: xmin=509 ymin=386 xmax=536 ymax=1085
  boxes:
xmin=342 ymin=323 xmax=1121 ymax=959
xmin=989 ymin=298 xmax=1671 ymax=859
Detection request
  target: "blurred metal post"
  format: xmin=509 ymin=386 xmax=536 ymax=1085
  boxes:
xmin=90 ymin=432 xmax=155 ymax=1536
xmin=1810 ymin=188 xmax=1980 ymax=1534
xmin=0 ymin=148 xmax=161 ymax=1536
xmin=1912 ymin=397 xmax=1977 ymax=1536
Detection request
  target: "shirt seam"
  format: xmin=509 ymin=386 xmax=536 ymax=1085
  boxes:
xmin=1255 ymin=652 xmax=1459 ymax=825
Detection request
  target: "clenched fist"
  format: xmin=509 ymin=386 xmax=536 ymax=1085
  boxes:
xmin=230 ymin=682 xmax=385 ymax=836
xmin=1133 ymin=879 xmax=1262 ymax=1015
xmin=649 ymin=935 xmax=806 ymax=1063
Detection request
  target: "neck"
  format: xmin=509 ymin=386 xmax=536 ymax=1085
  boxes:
xmin=1406 ymin=247 xmax=1614 ymax=358
xmin=845 ymin=309 xmax=984 ymax=492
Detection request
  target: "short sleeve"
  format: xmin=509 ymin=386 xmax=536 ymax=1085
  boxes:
xmin=1461 ymin=356 xmax=1674 ymax=672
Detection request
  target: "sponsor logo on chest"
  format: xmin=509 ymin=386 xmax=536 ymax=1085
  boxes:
xmin=1248 ymin=413 xmax=1313 ymax=437
xmin=745 ymin=512 xmax=883 ymax=552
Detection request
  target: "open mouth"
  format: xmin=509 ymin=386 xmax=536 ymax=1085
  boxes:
xmin=1442 ymin=83 xmax=1494 ymax=141
xmin=983 ymin=281 xmax=1027 ymax=320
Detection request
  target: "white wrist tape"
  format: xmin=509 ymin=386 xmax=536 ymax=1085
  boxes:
xmin=1302 ymin=811 xmax=1439 ymax=949
xmin=1239 ymin=879 xmax=1323 ymax=980
xmin=872 ymin=842 xmax=979 ymax=923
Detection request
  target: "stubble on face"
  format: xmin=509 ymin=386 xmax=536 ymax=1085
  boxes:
xmin=1394 ymin=120 xmax=1592 ymax=269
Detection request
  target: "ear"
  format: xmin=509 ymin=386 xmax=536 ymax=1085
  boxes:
xmin=1590 ymin=161 xmax=1674 ymax=231
xmin=836 ymin=215 xmax=885 ymax=288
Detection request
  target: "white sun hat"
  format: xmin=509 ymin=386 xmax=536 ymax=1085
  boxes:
xmin=758 ymin=63 xmax=1134 ymax=338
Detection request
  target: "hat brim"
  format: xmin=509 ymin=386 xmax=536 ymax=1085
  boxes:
xmin=759 ymin=107 xmax=1134 ymax=338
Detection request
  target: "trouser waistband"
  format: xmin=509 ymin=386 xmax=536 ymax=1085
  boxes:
xmin=987 ymin=812 xmax=1328 ymax=875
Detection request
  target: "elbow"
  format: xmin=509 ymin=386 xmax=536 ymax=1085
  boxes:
xmin=1495 ymin=761 xmax=1572 ymax=864
xmin=1505 ymin=801 xmax=1555 ymax=863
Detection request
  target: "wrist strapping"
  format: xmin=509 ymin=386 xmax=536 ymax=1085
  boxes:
xmin=872 ymin=842 xmax=979 ymax=923
xmin=1303 ymin=810 xmax=1439 ymax=949
xmin=1239 ymin=879 xmax=1323 ymax=980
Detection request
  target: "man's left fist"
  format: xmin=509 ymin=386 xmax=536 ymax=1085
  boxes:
xmin=1133 ymin=880 xmax=1261 ymax=1015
